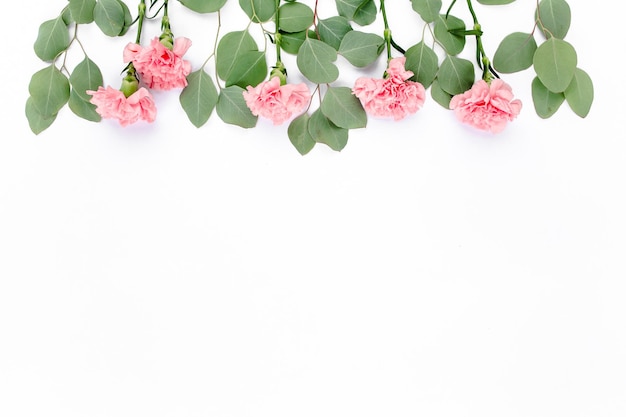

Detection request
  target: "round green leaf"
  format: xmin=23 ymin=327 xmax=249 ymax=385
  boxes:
xmin=279 ymin=30 xmax=315 ymax=55
xmin=493 ymin=32 xmax=537 ymax=73
xmin=25 ymin=97 xmax=57 ymax=134
xmin=216 ymin=30 xmax=258 ymax=82
xmin=336 ymin=0 xmax=377 ymax=26
xmin=297 ymin=38 xmax=339 ymax=84
xmin=564 ymin=68 xmax=593 ymax=118
xmin=33 ymin=17 xmax=70 ymax=62
xmin=437 ymin=56 xmax=475 ymax=95
xmin=533 ymin=37 xmax=577 ymax=93
xmin=278 ymin=2 xmax=314 ymax=33
xmin=68 ymin=89 xmax=101 ymax=122
xmin=531 ymin=76 xmax=565 ymax=118
xmin=69 ymin=0 xmax=97 ymax=24
xmin=405 ymin=41 xmax=439 ymax=88
xmin=536 ymin=0 xmax=571 ymax=39
xmin=434 ymin=14 xmax=466 ymax=55
xmin=180 ymin=70 xmax=219 ymax=128
xmin=238 ymin=0 xmax=276 ymax=23
xmin=94 ymin=0 xmax=126 ymax=36
xmin=477 ymin=0 xmax=516 ymax=4
xmin=430 ymin=79 xmax=452 ymax=109
xmin=338 ymin=31 xmax=384 ymax=68
xmin=321 ymin=87 xmax=367 ymax=129
xmin=70 ymin=57 xmax=103 ymax=101
xmin=225 ymin=51 xmax=267 ymax=88
xmin=179 ymin=0 xmax=228 ymax=13
xmin=288 ymin=113 xmax=316 ymax=155
xmin=216 ymin=86 xmax=257 ymax=128
xmin=317 ymin=16 xmax=353 ymax=50
xmin=308 ymin=109 xmax=348 ymax=152
xmin=411 ymin=0 xmax=442 ymax=23
xmin=28 ymin=65 xmax=71 ymax=118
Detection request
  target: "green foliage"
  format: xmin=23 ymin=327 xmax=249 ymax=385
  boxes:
xmin=278 ymin=2 xmax=314 ymax=33
xmin=321 ymin=87 xmax=367 ymax=130
xmin=288 ymin=114 xmax=316 ymax=155
xmin=180 ymin=70 xmax=219 ymax=128
xmin=216 ymin=86 xmax=258 ymax=128
xmin=297 ymin=38 xmax=339 ymax=84
xmin=93 ymin=0 xmax=127 ymax=37
xmin=536 ymin=0 xmax=571 ymax=39
xmin=493 ymin=32 xmax=537 ymax=73
xmin=178 ymin=0 xmax=228 ymax=13
xmin=69 ymin=0 xmax=97 ymax=24
xmin=317 ymin=16 xmax=353 ymax=50
xmin=338 ymin=31 xmax=384 ymax=68
xmin=404 ymin=42 xmax=439 ymax=89
xmin=411 ymin=0 xmax=442 ymax=23
xmin=533 ymin=38 xmax=577 ymax=93
xmin=33 ymin=17 xmax=70 ymax=61
xmin=433 ymin=14 xmax=466 ymax=55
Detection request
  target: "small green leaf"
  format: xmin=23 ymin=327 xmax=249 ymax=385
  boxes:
xmin=536 ymin=0 xmax=571 ymax=39
xmin=308 ymin=109 xmax=349 ymax=152
xmin=70 ymin=57 xmax=103 ymax=101
xmin=69 ymin=0 xmax=97 ymax=24
xmin=278 ymin=2 xmax=314 ymax=33
xmin=338 ymin=31 xmax=384 ymax=68
xmin=533 ymin=37 xmax=577 ymax=93
xmin=437 ymin=56 xmax=475 ymax=95
xmin=288 ymin=113 xmax=316 ymax=155
xmin=216 ymin=30 xmax=258 ymax=82
xmin=531 ymin=76 xmax=564 ymax=118
xmin=94 ymin=0 xmax=126 ymax=36
xmin=411 ymin=0 xmax=442 ymax=23
xmin=68 ymin=88 xmax=101 ymax=122
xmin=493 ymin=32 xmax=537 ymax=73
xmin=179 ymin=0 xmax=228 ymax=13
xmin=297 ymin=38 xmax=339 ymax=84
xmin=321 ymin=87 xmax=367 ymax=129
xmin=433 ymin=14 xmax=466 ymax=55
xmin=25 ymin=97 xmax=57 ymax=134
xmin=404 ymin=41 xmax=439 ymax=88
xmin=180 ymin=70 xmax=219 ymax=128
xmin=216 ymin=86 xmax=258 ymax=128
xmin=317 ymin=16 xmax=352 ymax=50
xmin=225 ymin=51 xmax=267 ymax=88
xmin=33 ymin=17 xmax=70 ymax=62
xmin=28 ymin=65 xmax=71 ymax=118
xmin=279 ymin=30 xmax=314 ymax=55
xmin=477 ymin=0 xmax=516 ymax=4
xmin=430 ymin=79 xmax=453 ymax=109
xmin=239 ymin=0 xmax=276 ymax=23
xmin=564 ymin=68 xmax=593 ymax=118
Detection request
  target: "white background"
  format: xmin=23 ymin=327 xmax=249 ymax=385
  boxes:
xmin=2 ymin=1 xmax=625 ymax=416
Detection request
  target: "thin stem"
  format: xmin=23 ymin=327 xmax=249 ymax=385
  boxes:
xmin=380 ymin=0 xmax=392 ymax=60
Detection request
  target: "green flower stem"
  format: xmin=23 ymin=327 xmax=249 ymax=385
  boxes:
xmin=274 ymin=0 xmax=282 ymax=67
xmin=136 ymin=0 xmax=147 ymax=44
xmin=380 ymin=0 xmax=392 ymax=60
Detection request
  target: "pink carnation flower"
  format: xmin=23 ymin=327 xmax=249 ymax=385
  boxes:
xmin=124 ymin=37 xmax=192 ymax=90
xmin=449 ymin=79 xmax=522 ymax=133
xmin=242 ymin=77 xmax=311 ymax=125
xmin=87 ymin=86 xmax=157 ymax=127
xmin=352 ymin=57 xmax=425 ymax=120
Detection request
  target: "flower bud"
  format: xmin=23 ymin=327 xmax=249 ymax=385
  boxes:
xmin=159 ymin=29 xmax=174 ymax=50
xmin=270 ymin=62 xmax=287 ymax=85
xmin=120 ymin=72 xmax=139 ymax=98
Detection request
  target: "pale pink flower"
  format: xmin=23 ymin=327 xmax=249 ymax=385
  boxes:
xmin=124 ymin=37 xmax=192 ymax=90
xmin=87 ymin=86 xmax=157 ymax=127
xmin=352 ymin=57 xmax=425 ymax=120
xmin=243 ymin=77 xmax=311 ymax=125
xmin=449 ymin=79 xmax=522 ymax=133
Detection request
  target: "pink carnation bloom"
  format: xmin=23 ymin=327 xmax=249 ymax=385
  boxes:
xmin=243 ymin=77 xmax=311 ymax=125
xmin=352 ymin=57 xmax=425 ymax=120
xmin=87 ymin=86 xmax=157 ymax=127
xmin=449 ymin=79 xmax=522 ymax=133
xmin=124 ymin=37 xmax=192 ymax=90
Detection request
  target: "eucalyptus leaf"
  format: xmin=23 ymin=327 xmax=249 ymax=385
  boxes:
xmin=288 ymin=113 xmax=316 ymax=155
xmin=531 ymin=76 xmax=564 ymax=118
xmin=308 ymin=109 xmax=349 ymax=152
xmin=404 ymin=41 xmax=439 ymax=88
xmin=25 ymin=97 xmax=57 ymax=134
xmin=278 ymin=2 xmax=314 ymax=33
xmin=279 ymin=30 xmax=314 ymax=55
xmin=437 ymin=56 xmax=475 ymax=95
xmin=117 ymin=0 xmax=133 ymax=36
xmin=338 ymin=31 xmax=384 ymax=68
xmin=94 ymin=0 xmax=126 ymax=36
xmin=33 ymin=17 xmax=70 ymax=62
xmin=564 ymin=68 xmax=593 ymax=118
xmin=477 ymin=0 xmax=516 ymax=4
xmin=216 ymin=30 xmax=258 ymax=82
xmin=216 ymin=86 xmax=258 ymax=128
xmin=321 ymin=87 xmax=367 ymax=129
xmin=28 ymin=65 xmax=71 ymax=118
xmin=335 ymin=0 xmax=377 ymax=26
xmin=239 ymin=0 xmax=276 ymax=23
xmin=225 ymin=51 xmax=267 ymax=89
xmin=536 ymin=0 xmax=571 ymax=39
xmin=533 ymin=37 xmax=577 ymax=93
xmin=297 ymin=38 xmax=339 ymax=84
xmin=179 ymin=0 xmax=228 ymax=13
xmin=68 ymin=88 xmax=101 ymax=122
xmin=433 ymin=14 xmax=466 ymax=55
xmin=70 ymin=57 xmax=103 ymax=101
xmin=411 ymin=0 xmax=442 ymax=23
xmin=69 ymin=0 xmax=97 ymax=24
xmin=318 ymin=16 xmax=353 ymax=50
xmin=493 ymin=32 xmax=537 ymax=73
xmin=180 ymin=69 xmax=219 ymax=127
xmin=430 ymin=79 xmax=453 ymax=109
